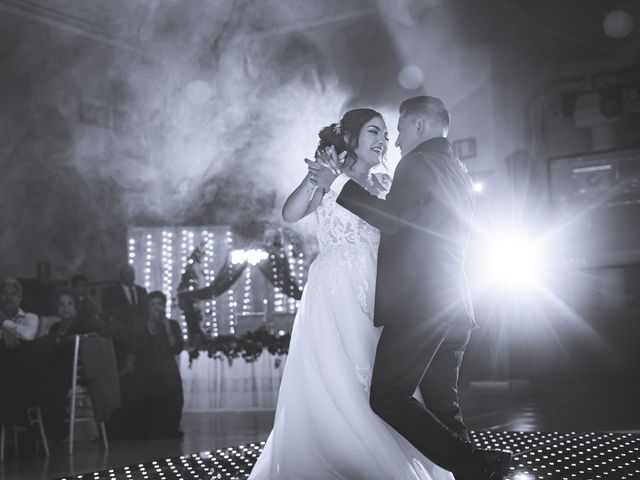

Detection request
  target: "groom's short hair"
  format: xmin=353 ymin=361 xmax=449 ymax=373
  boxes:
xmin=399 ymin=96 xmax=450 ymax=132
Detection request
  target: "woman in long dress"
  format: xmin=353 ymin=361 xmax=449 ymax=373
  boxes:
xmin=247 ymin=109 xmax=453 ymax=480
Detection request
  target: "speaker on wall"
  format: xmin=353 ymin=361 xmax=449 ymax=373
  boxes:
xmin=548 ymin=147 xmax=640 ymax=267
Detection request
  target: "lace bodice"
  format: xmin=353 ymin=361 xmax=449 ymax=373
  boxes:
xmin=314 ymin=190 xmax=380 ymax=254
xmin=312 ymin=189 xmax=382 ymax=389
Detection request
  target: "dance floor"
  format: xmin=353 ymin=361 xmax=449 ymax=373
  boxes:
xmin=53 ymin=431 xmax=640 ymax=480
xmin=4 ymin=382 xmax=639 ymax=480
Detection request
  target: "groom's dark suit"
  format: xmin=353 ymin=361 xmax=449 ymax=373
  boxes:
xmin=336 ymin=136 xmax=478 ymax=474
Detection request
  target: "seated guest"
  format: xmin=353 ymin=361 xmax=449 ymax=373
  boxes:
xmin=0 ymin=277 xmax=45 ymax=426
xmin=49 ymin=290 xmax=101 ymax=338
xmin=0 ymin=277 xmax=38 ymax=347
xmin=131 ymin=290 xmax=184 ymax=439
xmin=45 ymin=290 xmax=100 ymax=437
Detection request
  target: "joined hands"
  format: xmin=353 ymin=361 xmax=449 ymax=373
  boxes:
xmin=304 ymin=146 xmax=346 ymax=192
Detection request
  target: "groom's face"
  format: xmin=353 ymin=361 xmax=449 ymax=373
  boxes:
xmin=395 ymin=112 xmax=420 ymax=157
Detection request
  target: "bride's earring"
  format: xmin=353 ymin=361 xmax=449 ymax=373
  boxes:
xmin=338 ymin=151 xmax=347 ymax=168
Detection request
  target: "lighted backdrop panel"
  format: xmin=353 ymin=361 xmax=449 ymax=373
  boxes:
xmin=127 ymin=226 xmax=301 ymax=338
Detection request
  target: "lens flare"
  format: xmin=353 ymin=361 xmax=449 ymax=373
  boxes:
xmin=482 ymin=230 xmax=547 ymax=292
xmin=473 ymin=181 xmax=485 ymax=193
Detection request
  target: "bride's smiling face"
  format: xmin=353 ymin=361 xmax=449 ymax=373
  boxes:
xmin=352 ymin=116 xmax=389 ymax=168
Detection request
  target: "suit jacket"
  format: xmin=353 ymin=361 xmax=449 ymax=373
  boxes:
xmin=101 ymin=283 xmax=148 ymax=366
xmin=337 ymin=137 xmax=477 ymax=328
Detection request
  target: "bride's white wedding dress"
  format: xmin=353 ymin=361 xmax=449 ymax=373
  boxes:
xmin=248 ymin=189 xmax=454 ymax=480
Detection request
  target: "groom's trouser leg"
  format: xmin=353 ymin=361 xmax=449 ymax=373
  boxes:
xmin=419 ymin=326 xmax=471 ymax=442
xmin=369 ymin=320 xmax=475 ymax=471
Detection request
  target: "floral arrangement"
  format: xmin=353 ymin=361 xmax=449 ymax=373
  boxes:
xmin=187 ymin=327 xmax=290 ymax=366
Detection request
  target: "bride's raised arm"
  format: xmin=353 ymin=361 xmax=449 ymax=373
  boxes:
xmin=281 ymin=170 xmax=324 ymax=223
xmin=282 ymin=156 xmax=339 ymax=222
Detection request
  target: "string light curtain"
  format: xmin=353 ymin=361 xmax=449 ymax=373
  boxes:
xmin=128 ymin=226 xmax=233 ymax=338
xmin=127 ymin=226 xmax=308 ymax=340
xmin=257 ymin=248 xmax=303 ymax=308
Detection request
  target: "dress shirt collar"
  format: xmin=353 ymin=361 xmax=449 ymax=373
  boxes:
xmin=412 ymin=136 xmax=452 ymax=157
xmin=121 ymin=283 xmax=137 ymax=304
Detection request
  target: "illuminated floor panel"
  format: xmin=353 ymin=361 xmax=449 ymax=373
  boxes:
xmin=56 ymin=432 xmax=640 ymax=480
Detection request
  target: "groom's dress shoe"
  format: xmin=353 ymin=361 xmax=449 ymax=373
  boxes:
xmin=481 ymin=449 xmax=512 ymax=480
xmin=454 ymin=449 xmax=512 ymax=480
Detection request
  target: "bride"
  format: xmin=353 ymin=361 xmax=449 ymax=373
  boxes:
xmin=247 ymin=108 xmax=453 ymax=480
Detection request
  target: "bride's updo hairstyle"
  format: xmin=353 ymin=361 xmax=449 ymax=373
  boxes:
xmin=315 ymin=108 xmax=383 ymax=161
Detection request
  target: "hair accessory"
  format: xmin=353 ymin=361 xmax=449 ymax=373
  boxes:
xmin=332 ymin=123 xmax=342 ymax=136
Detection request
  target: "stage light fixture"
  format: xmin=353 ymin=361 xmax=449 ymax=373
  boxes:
xmin=482 ymin=230 xmax=547 ymax=292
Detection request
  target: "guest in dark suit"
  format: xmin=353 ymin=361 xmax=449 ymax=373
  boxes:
xmin=101 ymin=265 xmax=148 ymax=374
xmin=101 ymin=264 xmax=148 ymax=439
xmin=321 ymin=96 xmax=511 ymax=479
xmin=131 ymin=291 xmax=184 ymax=439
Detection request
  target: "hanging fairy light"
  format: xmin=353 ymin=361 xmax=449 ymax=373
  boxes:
xmin=144 ymin=233 xmax=153 ymax=290
xmin=287 ymin=244 xmax=296 ymax=313
xmin=128 ymin=238 xmax=136 ymax=266
xmin=203 ymin=230 xmax=218 ymax=336
xmin=242 ymin=267 xmax=252 ymax=314
xmin=187 ymin=231 xmax=195 ymax=292
xmin=202 ymin=230 xmax=212 ymax=278
xmin=180 ymin=230 xmax=189 ymax=270
xmin=161 ymin=230 xmax=174 ymax=319
xmin=272 ymin=251 xmax=285 ymax=313
xmin=180 ymin=229 xmax=190 ymax=339
xmin=202 ymin=230 xmax=211 ymax=334
xmin=226 ymin=230 xmax=236 ymax=334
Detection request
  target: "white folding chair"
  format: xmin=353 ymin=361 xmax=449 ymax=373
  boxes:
xmin=68 ymin=334 xmax=108 ymax=454
xmin=0 ymin=406 xmax=49 ymax=461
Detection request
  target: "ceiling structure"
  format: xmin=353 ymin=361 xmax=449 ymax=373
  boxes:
xmin=1 ymin=0 xmax=637 ymax=68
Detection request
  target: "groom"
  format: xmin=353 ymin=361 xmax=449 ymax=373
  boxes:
xmin=323 ymin=96 xmax=511 ymax=480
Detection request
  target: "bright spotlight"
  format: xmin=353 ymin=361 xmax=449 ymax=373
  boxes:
xmin=482 ymin=231 xmax=547 ymax=291
xmin=473 ymin=181 xmax=485 ymax=193
xmin=231 ymin=248 xmax=269 ymax=265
